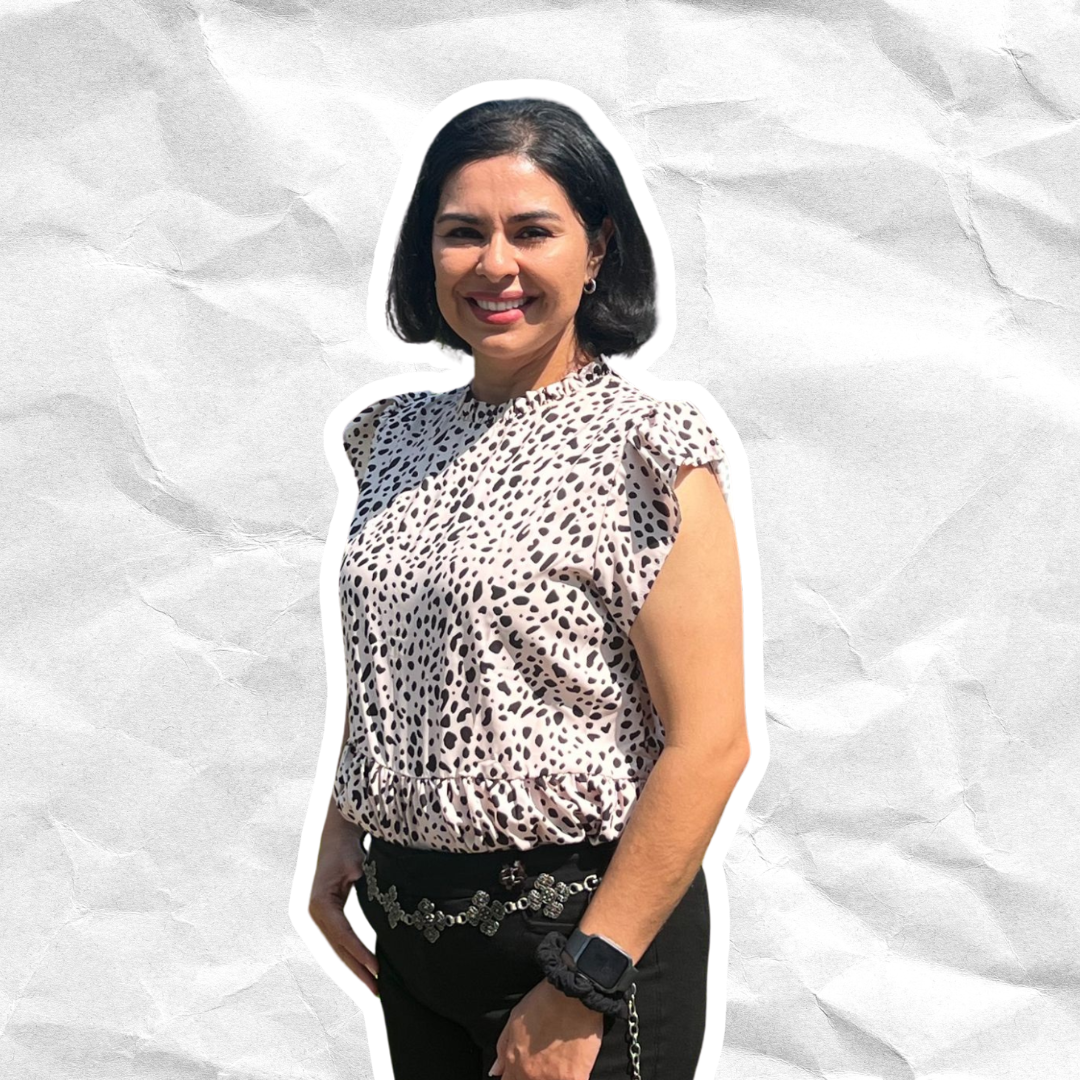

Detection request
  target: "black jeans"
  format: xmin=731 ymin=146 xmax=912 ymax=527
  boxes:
xmin=356 ymin=834 xmax=710 ymax=1080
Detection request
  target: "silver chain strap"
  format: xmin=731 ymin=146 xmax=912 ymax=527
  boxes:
xmin=626 ymin=985 xmax=641 ymax=1079
xmin=362 ymin=855 xmax=643 ymax=1077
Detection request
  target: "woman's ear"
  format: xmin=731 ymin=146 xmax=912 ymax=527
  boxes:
xmin=589 ymin=216 xmax=615 ymax=276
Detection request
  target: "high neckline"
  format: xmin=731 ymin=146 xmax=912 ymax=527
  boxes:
xmin=453 ymin=355 xmax=611 ymax=422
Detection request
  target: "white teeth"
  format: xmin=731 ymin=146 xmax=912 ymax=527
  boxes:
xmin=474 ymin=298 xmax=530 ymax=312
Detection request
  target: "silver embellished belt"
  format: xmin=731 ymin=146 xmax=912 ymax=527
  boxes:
xmin=362 ymin=853 xmax=602 ymax=943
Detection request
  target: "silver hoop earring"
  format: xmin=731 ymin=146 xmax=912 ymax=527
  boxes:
xmin=582 ymin=278 xmax=597 ymax=295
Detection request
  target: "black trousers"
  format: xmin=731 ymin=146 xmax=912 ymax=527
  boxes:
xmin=356 ymin=834 xmax=710 ymax=1080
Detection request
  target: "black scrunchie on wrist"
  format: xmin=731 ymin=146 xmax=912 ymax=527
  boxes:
xmin=534 ymin=930 xmax=631 ymax=1021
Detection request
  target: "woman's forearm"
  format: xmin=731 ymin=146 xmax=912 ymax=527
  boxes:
xmin=574 ymin=738 xmax=749 ymax=966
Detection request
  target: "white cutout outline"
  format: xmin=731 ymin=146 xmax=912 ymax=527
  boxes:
xmin=291 ymin=77 xmax=768 ymax=1080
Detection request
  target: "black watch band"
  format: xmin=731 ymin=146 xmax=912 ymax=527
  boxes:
xmin=563 ymin=926 xmax=639 ymax=996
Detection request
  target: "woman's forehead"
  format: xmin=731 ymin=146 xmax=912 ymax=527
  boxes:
xmin=439 ymin=156 xmax=567 ymax=206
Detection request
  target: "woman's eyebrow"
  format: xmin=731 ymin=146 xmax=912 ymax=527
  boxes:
xmin=434 ymin=210 xmax=564 ymax=226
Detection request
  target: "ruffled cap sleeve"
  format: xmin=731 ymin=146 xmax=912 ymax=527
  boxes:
xmin=342 ymin=394 xmax=405 ymax=488
xmin=592 ymin=398 xmax=730 ymax=639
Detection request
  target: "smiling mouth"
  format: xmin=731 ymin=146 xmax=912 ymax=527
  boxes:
xmin=467 ymin=297 xmax=538 ymax=312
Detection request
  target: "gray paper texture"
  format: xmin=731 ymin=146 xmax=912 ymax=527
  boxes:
xmin=2 ymin=3 xmax=1077 ymax=1079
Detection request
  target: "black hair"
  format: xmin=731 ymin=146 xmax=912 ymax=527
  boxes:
xmin=386 ymin=98 xmax=657 ymax=364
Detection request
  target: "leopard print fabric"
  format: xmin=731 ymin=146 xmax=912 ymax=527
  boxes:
xmin=336 ymin=355 xmax=730 ymax=853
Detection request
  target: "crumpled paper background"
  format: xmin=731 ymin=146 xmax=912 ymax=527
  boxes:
xmin=2 ymin=2 xmax=1078 ymax=1078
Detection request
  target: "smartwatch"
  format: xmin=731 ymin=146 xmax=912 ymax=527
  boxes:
xmin=562 ymin=926 xmax=639 ymax=996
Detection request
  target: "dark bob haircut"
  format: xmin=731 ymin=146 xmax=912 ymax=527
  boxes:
xmin=386 ymin=98 xmax=657 ymax=363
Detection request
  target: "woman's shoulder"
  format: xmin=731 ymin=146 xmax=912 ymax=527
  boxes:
xmin=602 ymin=374 xmax=721 ymax=450
xmin=597 ymin=372 xmax=729 ymax=501
xmin=344 ymin=388 xmax=433 ymax=426
xmin=342 ymin=390 xmax=436 ymax=482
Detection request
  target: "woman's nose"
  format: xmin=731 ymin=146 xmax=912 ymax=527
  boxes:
xmin=476 ymin=232 xmax=519 ymax=278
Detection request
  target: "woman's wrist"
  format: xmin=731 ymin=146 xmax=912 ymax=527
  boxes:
xmin=535 ymin=930 xmax=633 ymax=1020
xmin=538 ymin=975 xmax=597 ymax=1018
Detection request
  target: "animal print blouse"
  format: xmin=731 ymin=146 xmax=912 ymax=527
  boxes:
xmin=335 ymin=355 xmax=730 ymax=853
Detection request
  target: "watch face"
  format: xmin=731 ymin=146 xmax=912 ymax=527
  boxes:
xmin=578 ymin=937 xmax=629 ymax=990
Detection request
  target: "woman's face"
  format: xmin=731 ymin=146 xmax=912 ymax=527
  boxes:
xmin=431 ymin=153 xmax=610 ymax=373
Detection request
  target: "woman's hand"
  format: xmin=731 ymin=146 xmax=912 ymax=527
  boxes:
xmin=489 ymin=977 xmax=603 ymax=1079
xmin=308 ymin=806 xmax=379 ymax=997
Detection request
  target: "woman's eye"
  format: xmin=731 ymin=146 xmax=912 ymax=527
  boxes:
xmin=441 ymin=228 xmax=549 ymax=241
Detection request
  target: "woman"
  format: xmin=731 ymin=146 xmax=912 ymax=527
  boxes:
xmin=309 ymin=97 xmax=749 ymax=1080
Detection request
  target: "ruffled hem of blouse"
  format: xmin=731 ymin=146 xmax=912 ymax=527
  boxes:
xmin=334 ymin=748 xmax=651 ymax=853
xmin=453 ymin=354 xmax=613 ymax=423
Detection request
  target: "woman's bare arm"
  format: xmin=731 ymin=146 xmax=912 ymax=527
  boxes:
xmin=308 ymin=693 xmax=378 ymax=995
xmin=571 ymin=462 xmax=749 ymax=964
